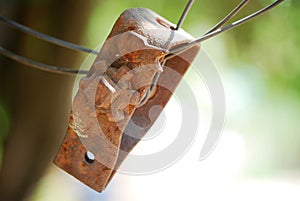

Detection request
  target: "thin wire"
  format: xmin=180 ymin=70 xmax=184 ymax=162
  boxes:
xmin=175 ymin=0 xmax=195 ymax=30
xmin=0 ymin=15 xmax=99 ymax=55
xmin=0 ymin=0 xmax=284 ymax=75
xmin=0 ymin=46 xmax=88 ymax=75
xmin=204 ymin=0 xmax=250 ymax=35
xmin=168 ymin=0 xmax=284 ymax=56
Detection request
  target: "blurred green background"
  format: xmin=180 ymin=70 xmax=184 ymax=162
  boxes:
xmin=1 ymin=0 xmax=300 ymax=200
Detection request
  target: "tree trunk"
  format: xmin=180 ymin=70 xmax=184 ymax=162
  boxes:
xmin=0 ymin=1 xmax=96 ymax=200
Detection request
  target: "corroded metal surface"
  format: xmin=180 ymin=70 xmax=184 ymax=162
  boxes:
xmin=54 ymin=7 xmax=200 ymax=192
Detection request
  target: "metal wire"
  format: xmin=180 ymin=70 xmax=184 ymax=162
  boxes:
xmin=204 ymin=0 xmax=250 ymax=35
xmin=0 ymin=46 xmax=88 ymax=75
xmin=168 ymin=0 xmax=284 ymax=56
xmin=175 ymin=0 xmax=195 ymax=30
xmin=0 ymin=0 xmax=284 ymax=75
xmin=0 ymin=15 xmax=99 ymax=55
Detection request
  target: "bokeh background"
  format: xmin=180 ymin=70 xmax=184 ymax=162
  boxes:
xmin=1 ymin=0 xmax=300 ymax=200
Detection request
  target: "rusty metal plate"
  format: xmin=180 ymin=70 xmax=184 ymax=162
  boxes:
xmin=54 ymin=8 xmax=200 ymax=192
